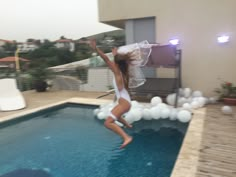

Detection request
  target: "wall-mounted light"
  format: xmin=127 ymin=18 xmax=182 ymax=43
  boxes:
xmin=217 ymin=35 xmax=229 ymax=44
xmin=169 ymin=39 xmax=179 ymax=45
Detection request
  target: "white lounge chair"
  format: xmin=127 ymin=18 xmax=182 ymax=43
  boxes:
xmin=0 ymin=78 xmax=26 ymax=111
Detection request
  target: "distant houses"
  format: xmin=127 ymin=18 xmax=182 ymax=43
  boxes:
xmin=0 ymin=39 xmax=15 ymax=47
xmin=0 ymin=38 xmax=76 ymax=54
xmin=17 ymin=42 xmax=39 ymax=53
xmin=0 ymin=39 xmax=16 ymax=52
xmin=0 ymin=57 xmax=30 ymax=70
xmin=54 ymin=39 xmax=75 ymax=52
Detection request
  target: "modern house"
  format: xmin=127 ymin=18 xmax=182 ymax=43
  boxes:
xmin=0 ymin=39 xmax=15 ymax=47
xmin=17 ymin=42 xmax=39 ymax=53
xmin=98 ymin=0 xmax=236 ymax=96
xmin=55 ymin=39 xmax=75 ymax=52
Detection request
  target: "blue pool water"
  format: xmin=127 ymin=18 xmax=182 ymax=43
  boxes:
xmin=0 ymin=104 xmax=187 ymax=177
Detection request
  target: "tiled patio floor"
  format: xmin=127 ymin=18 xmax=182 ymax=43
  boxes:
xmin=171 ymin=104 xmax=236 ymax=177
xmin=0 ymin=90 xmax=113 ymax=118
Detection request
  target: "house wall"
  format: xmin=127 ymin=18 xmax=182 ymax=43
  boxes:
xmin=82 ymin=67 xmax=113 ymax=92
xmin=0 ymin=40 xmax=6 ymax=47
xmin=17 ymin=43 xmax=38 ymax=53
xmin=55 ymin=42 xmax=75 ymax=52
xmin=98 ymin=0 xmax=236 ymax=96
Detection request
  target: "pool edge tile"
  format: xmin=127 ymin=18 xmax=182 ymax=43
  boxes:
xmin=170 ymin=108 xmax=206 ymax=177
xmin=0 ymin=97 xmax=112 ymax=123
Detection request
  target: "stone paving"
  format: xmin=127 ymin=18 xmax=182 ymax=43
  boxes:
xmin=0 ymin=90 xmax=113 ymax=118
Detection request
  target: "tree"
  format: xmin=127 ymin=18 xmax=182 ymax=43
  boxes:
xmin=60 ymin=36 xmax=66 ymax=40
xmin=0 ymin=48 xmax=7 ymax=58
xmin=56 ymin=49 xmax=75 ymax=64
xmin=2 ymin=43 xmax=17 ymax=53
xmin=26 ymin=38 xmax=35 ymax=43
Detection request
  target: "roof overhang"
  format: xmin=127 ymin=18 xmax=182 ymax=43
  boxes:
xmin=100 ymin=20 xmax=125 ymax=29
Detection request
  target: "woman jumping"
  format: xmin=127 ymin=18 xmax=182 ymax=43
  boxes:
xmin=89 ymin=39 xmax=133 ymax=148
xmin=89 ymin=39 xmax=152 ymax=148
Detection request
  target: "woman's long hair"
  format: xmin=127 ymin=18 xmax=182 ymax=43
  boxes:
xmin=114 ymin=53 xmax=130 ymax=89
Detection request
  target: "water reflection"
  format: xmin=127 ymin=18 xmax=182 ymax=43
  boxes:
xmin=106 ymin=120 xmax=187 ymax=177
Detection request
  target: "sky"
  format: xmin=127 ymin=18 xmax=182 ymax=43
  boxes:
xmin=0 ymin=0 xmax=118 ymax=42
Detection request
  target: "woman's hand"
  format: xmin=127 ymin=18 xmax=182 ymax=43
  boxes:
xmin=112 ymin=48 xmax=118 ymax=56
xmin=89 ymin=39 xmax=97 ymax=50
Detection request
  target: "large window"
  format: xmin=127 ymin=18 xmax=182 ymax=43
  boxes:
xmin=125 ymin=17 xmax=157 ymax=77
xmin=125 ymin=17 xmax=156 ymax=44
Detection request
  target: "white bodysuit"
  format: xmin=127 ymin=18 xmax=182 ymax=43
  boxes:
xmin=112 ymin=77 xmax=131 ymax=103
xmin=109 ymin=76 xmax=131 ymax=121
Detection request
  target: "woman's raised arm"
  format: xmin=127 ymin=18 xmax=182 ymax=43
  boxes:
xmin=89 ymin=39 xmax=116 ymax=71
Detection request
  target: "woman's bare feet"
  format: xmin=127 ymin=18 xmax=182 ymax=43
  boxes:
xmin=118 ymin=116 xmax=133 ymax=129
xmin=124 ymin=123 xmax=133 ymax=129
xmin=120 ymin=136 xmax=133 ymax=149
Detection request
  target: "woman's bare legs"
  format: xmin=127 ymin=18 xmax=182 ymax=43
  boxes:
xmin=104 ymin=117 xmax=132 ymax=148
xmin=104 ymin=98 xmax=132 ymax=148
xmin=118 ymin=116 xmax=133 ymax=129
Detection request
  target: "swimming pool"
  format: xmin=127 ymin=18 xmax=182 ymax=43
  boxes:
xmin=0 ymin=103 xmax=188 ymax=177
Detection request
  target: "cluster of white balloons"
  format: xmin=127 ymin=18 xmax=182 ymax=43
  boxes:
xmin=166 ymin=88 xmax=217 ymax=109
xmin=166 ymin=88 xmax=234 ymax=115
xmin=94 ymin=87 xmax=226 ymax=125
xmin=94 ymin=99 xmax=192 ymax=125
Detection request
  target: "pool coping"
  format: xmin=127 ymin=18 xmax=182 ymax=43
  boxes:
xmin=0 ymin=97 xmax=112 ymax=124
xmin=170 ymin=108 xmax=205 ymax=177
xmin=0 ymin=97 xmax=203 ymax=177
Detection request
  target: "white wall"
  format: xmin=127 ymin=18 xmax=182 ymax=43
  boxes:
xmin=98 ymin=0 xmax=236 ymax=96
xmin=82 ymin=67 xmax=113 ymax=92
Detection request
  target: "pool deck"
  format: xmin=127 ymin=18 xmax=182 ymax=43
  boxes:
xmin=171 ymin=104 xmax=236 ymax=177
xmin=0 ymin=90 xmax=236 ymax=177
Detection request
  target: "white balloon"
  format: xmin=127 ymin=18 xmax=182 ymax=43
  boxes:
xmin=177 ymin=110 xmax=192 ymax=123
xmin=132 ymin=108 xmax=143 ymax=121
xmin=142 ymin=108 xmax=152 ymax=120
xmin=209 ymin=97 xmax=217 ymax=104
xmin=169 ymin=109 xmax=178 ymax=120
xmin=192 ymin=91 xmax=203 ymax=97
xmin=136 ymin=103 xmax=144 ymax=109
xmin=131 ymin=100 xmax=140 ymax=107
xmin=93 ymin=109 xmax=100 ymax=115
xmin=99 ymin=103 xmax=108 ymax=109
xmin=157 ymin=103 xmax=168 ymax=109
xmin=97 ymin=112 xmax=106 ymax=120
xmin=100 ymin=107 xmax=110 ymax=116
xmin=192 ymin=97 xmax=199 ymax=101
xmin=178 ymin=97 xmax=187 ymax=107
xmin=183 ymin=88 xmax=191 ymax=98
xmin=221 ymin=106 xmax=233 ymax=115
xmin=160 ymin=108 xmax=170 ymax=119
xmin=197 ymin=97 xmax=206 ymax=107
xmin=150 ymin=107 xmax=161 ymax=119
xmin=166 ymin=93 xmax=176 ymax=106
xmin=190 ymin=101 xmax=200 ymax=109
xmin=126 ymin=109 xmax=142 ymax=122
xmin=182 ymin=103 xmax=192 ymax=111
xmin=151 ymin=96 xmax=162 ymax=106
xmin=124 ymin=113 xmax=135 ymax=124
xmin=186 ymin=97 xmax=193 ymax=103
xmin=179 ymin=88 xmax=184 ymax=97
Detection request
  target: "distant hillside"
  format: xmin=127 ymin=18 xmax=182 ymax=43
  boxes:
xmin=76 ymin=29 xmax=125 ymax=51
xmin=86 ymin=30 xmax=125 ymax=40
